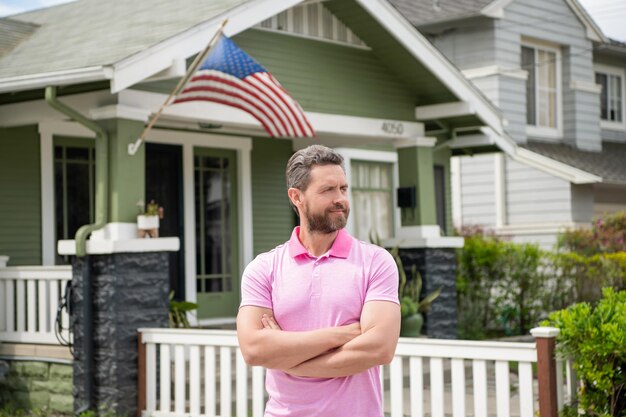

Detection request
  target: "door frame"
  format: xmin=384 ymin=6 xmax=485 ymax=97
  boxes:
xmin=146 ymin=128 xmax=253 ymax=325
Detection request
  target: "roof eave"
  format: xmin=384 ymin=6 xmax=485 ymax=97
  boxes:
xmin=513 ymin=147 xmax=602 ymax=184
xmin=0 ymin=66 xmax=113 ymax=94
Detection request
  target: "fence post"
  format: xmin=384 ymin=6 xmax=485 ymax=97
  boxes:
xmin=137 ymin=331 xmax=146 ymax=417
xmin=531 ymin=327 xmax=560 ymax=417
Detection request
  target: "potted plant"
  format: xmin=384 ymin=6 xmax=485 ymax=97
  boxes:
xmin=390 ymin=246 xmax=442 ymax=337
xmin=137 ymin=199 xmax=164 ymax=238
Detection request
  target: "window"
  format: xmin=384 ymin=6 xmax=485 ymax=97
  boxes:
xmin=54 ymin=142 xmax=95 ymax=264
xmin=522 ymin=43 xmax=561 ymax=135
xmin=595 ymin=65 xmax=625 ymax=128
xmin=351 ymin=160 xmax=394 ymax=241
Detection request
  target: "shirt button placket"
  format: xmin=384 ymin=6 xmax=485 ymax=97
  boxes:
xmin=311 ymin=259 xmax=322 ymax=296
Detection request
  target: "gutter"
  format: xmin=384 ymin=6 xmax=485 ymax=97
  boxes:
xmin=44 ymin=86 xmax=108 ymax=256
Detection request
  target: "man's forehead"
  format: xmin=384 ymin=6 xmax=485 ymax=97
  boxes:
xmin=309 ymin=164 xmax=346 ymax=183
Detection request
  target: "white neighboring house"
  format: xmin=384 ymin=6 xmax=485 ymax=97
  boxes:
xmin=391 ymin=0 xmax=626 ymax=248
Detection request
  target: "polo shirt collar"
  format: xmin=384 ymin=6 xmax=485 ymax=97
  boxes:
xmin=288 ymin=226 xmax=352 ymax=259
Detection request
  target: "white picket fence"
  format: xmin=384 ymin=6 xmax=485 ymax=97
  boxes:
xmin=0 ymin=265 xmax=72 ymax=344
xmin=138 ymin=328 xmax=577 ymax=417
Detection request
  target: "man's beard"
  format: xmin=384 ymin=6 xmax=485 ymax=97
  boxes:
xmin=304 ymin=203 xmax=350 ymax=234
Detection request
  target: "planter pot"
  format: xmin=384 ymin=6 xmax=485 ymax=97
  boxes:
xmin=400 ymin=313 xmax=424 ymax=337
xmin=137 ymin=215 xmax=159 ymax=238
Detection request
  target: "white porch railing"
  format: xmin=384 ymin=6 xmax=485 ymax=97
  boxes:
xmin=0 ymin=265 xmax=72 ymax=344
xmin=138 ymin=328 xmax=577 ymax=417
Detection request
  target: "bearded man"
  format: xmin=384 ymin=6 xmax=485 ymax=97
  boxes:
xmin=237 ymin=144 xmax=401 ymax=417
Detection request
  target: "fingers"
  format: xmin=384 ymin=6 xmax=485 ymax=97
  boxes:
xmin=261 ymin=314 xmax=281 ymax=330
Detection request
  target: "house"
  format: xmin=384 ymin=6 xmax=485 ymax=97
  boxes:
xmin=388 ymin=0 xmax=626 ymax=248
xmin=0 ymin=0 xmax=511 ymax=327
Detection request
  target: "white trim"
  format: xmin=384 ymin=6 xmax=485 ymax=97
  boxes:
xmin=334 ymin=148 xmax=399 ymax=239
xmin=38 ymin=121 xmax=96 ymax=265
xmin=522 ymin=40 xmax=563 ymax=139
xmin=252 ymin=27 xmax=371 ymax=50
xmin=512 ymin=147 xmax=601 ymax=184
xmin=462 ymin=65 xmax=528 ymax=81
xmin=450 ymin=157 xmax=462 ymax=229
xmin=58 ymin=237 xmax=180 ymax=255
xmin=415 ymin=101 xmax=474 ymax=120
xmin=355 ymin=0 xmax=506 ymax=138
xmin=393 ymin=137 xmax=437 ymax=148
xmin=446 ymin=127 xmax=516 ymax=156
xmin=118 ymin=89 xmax=426 ymax=140
xmin=480 ymin=0 xmax=512 ymax=18
xmin=594 ymin=63 xmax=626 ymax=131
xmin=144 ymin=128 xmax=253 ymax=316
xmin=569 ymin=79 xmax=602 ymax=94
xmin=494 ymin=153 xmax=507 ymax=228
xmin=90 ymin=105 xmax=151 ymax=122
xmin=0 ymin=66 xmax=113 ymax=94
xmin=110 ymin=0 xmax=305 ymax=93
xmin=384 ymin=226 xmax=465 ymax=248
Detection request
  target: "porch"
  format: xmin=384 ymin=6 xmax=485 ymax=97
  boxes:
xmin=0 ymin=265 xmax=574 ymax=417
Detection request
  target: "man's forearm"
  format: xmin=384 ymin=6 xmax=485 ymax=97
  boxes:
xmin=285 ymin=329 xmax=396 ymax=378
xmin=240 ymin=324 xmax=359 ymax=370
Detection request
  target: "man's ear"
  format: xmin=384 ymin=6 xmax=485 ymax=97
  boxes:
xmin=287 ymin=188 xmax=302 ymax=208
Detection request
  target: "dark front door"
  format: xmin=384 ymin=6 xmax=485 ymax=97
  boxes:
xmin=145 ymin=143 xmax=185 ymax=301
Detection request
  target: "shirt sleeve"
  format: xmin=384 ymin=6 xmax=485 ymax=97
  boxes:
xmin=239 ymin=252 xmax=274 ymax=310
xmin=364 ymin=247 xmax=400 ymax=305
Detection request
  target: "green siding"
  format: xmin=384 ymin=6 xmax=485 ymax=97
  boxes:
xmin=0 ymin=125 xmax=41 ymax=265
xmin=251 ymin=138 xmax=295 ymax=255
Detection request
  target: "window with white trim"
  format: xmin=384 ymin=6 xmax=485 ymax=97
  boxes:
xmin=595 ymin=65 xmax=625 ymax=128
xmin=351 ymin=160 xmax=394 ymax=242
xmin=522 ymin=43 xmax=561 ymax=134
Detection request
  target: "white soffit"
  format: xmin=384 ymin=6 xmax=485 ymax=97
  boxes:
xmin=415 ymin=101 xmax=474 ymax=120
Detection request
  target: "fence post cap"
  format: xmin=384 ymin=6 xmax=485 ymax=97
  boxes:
xmin=530 ymin=327 xmax=560 ymax=338
xmin=0 ymin=255 xmax=8 ymax=267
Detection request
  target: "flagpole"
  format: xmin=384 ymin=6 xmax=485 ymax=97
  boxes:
xmin=128 ymin=19 xmax=229 ymax=156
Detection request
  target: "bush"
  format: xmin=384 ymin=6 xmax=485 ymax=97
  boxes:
xmin=559 ymin=212 xmax=626 ymax=256
xmin=544 ymin=288 xmax=626 ymax=417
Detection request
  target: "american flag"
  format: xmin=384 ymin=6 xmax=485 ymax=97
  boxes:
xmin=174 ymin=35 xmax=315 ymax=138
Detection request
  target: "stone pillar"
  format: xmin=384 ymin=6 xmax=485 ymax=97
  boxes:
xmin=60 ymin=239 xmax=179 ymax=415
xmin=397 ymin=247 xmax=458 ymax=339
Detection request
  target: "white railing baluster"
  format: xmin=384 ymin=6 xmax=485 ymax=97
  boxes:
xmin=565 ymin=359 xmax=577 ymax=404
xmin=60 ymin=279 xmax=70 ymax=335
xmin=189 ymin=345 xmax=200 ymax=415
xmin=205 ymin=346 xmax=216 ymax=417
xmin=0 ymin=279 xmax=6 ymax=331
xmin=518 ymin=362 xmax=534 ymax=417
xmin=27 ymin=279 xmax=36 ymax=332
xmin=236 ymin=348 xmax=248 ymax=417
xmin=146 ymin=342 xmax=157 ymax=412
xmin=409 ymin=356 xmax=424 ymax=417
xmin=556 ymin=359 xmax=564 ymax=409
xmin=37 ymin=280 xmax=46 ymax=333
xmin=220 ymin=346 xmax=232 ymax=417
xmin=49 ymin=279 xmax=59 ymax=339
xmin=473 ymin=360 xmax=488 ymax=417
xmin=430 ymin=357 xmax=445 ymax=417
xmin=390 ymin=356 xmax=403 ymax=417
xmin=159 ymin=344 xmax=171 ymax=412
xmin=6 ymin=280 xmax=15 ymax=332
xmin=174 ymin=344 xmax=185 ymax=414
xmin=495 ymin=360 xmax=510 ymax=417
xmin=252 ymin=366 xmax=265 ymax=417
xmin=451 ymin=358 xmax=465 ymax=417
xmin=16 ymin=279 xmax=25 ymax=331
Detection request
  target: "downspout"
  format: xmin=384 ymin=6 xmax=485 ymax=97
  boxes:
xmin=45 ymin=86 xmax=107 ymax=413
xmin=45 ymin=86 xmax=108 ymax=256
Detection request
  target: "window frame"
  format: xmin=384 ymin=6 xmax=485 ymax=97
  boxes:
xmin=594 ymin=63 xmax=626 ymax=131
xmin=334 ymin=148 xmax=399 ymax=240
xmin=522 ymin=40 xmax=563 ymax=139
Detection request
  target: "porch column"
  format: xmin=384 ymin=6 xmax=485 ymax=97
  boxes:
xmin=386 ymin=138 xmax=463 ymax=339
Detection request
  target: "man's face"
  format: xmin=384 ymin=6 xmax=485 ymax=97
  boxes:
xmin=300 ymin=164 xmax=350 ymax=234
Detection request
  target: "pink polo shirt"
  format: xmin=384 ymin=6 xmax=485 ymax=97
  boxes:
xmin=240 ymin=227 xmax=399 ymax=417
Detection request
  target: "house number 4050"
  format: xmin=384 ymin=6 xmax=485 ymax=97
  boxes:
xmin=381 ymin=122 xmax=404 ymax=135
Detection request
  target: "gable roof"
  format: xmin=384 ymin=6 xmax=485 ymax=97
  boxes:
xmin=0 ymin=18 xmax=38 ymax=59
xmin=389 ymin=0 xmax=607 ymax=42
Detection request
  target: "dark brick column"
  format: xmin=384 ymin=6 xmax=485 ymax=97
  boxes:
xmin=71 ymin=252 xmax=169 ymax=416
xmin=397 ymin=247 xmax=458 ymax=339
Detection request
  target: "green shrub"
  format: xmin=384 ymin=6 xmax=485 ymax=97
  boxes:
xmin=544 ymin=288 xmax=626 ymax=417
xmin=558 ymin=212 xmax=626 ymax=256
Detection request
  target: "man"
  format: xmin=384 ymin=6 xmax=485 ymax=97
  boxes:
xmin=237 ymin=145 xmax=401 ymax=417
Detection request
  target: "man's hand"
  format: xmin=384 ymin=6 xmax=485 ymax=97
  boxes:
xmin=284 ymin=300 xmax=400 ymax=378
xmin=237 ymin=306 xmax=361 ymax=370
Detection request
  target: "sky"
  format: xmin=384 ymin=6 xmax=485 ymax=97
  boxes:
xmin=0 ymin=0 xmax=625 ymax=42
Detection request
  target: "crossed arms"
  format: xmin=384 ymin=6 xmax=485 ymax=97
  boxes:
xmin=236 ymin=301 xmax=400 ymax=378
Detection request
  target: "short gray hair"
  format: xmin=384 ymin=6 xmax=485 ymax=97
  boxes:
xmin=286 ymin=145 xmax=345 ymax=191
